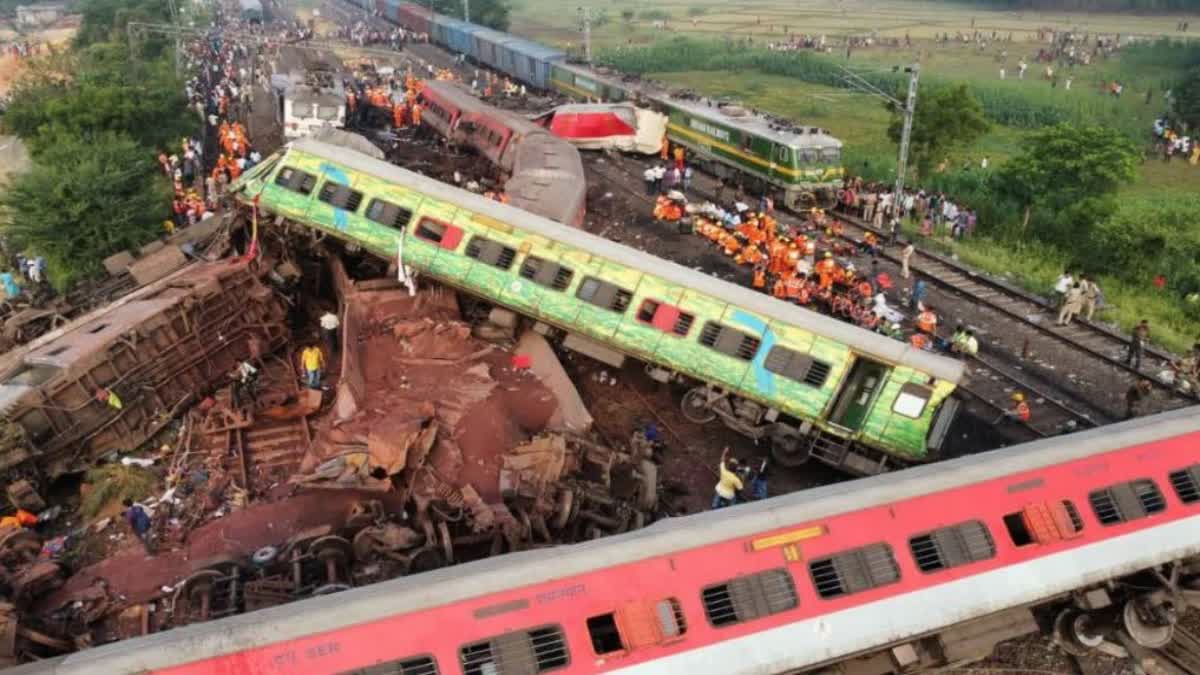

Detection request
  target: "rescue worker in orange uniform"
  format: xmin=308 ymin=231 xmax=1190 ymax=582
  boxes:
xmin=411 ymin=102 xmax=422 ymax=126
xmin=673 ymin=145 xmax=685 ymax=172
xmin=916 ymin=306 xmax=938 ymax=334
xmin=994 ymin=392 xmax=1032 ymax=425
xmin=660 ymin=137 xmax=670 ymax=161
xmin=752 ymin=263 xmax=767 ymax=290
xmin=815 ymin=252 xmax=837 ymax=290
xmin=393 ymin=102 xmax=407 ymax=128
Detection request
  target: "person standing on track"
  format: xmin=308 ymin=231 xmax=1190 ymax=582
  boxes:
xmin=993 ymin=392 xmax=1031 ymax=425
xmin=1125 ymin=379 xmax=1152 ymax=419
xmin=1127 ymin=319 xmax=1149 ymax=370
xmin=1079 ymin=275 xmax=1101 ymax=321
xmin=900 ymin=240 xmax=915 ymax=279
xmin=1056 ymin=282 xmax=1084 ymax=326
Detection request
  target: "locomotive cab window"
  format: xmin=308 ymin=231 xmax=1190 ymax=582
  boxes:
xmin=365 ymin=199 xmax=413 ymax=230
xmin=318 ymin=181 xmax=364 ymax=212
xmin=586 ymin=614 xmax=624 ymax=655
xmin=1089 ymin=479 xmax=1166 ymax=525
xmin=338 ymin=655 xmax=439 ymax=675
xmin=460 ymin=625 xmax=569 ymax=675
xmin=274 ymin=166 xmax=317 ymax=195
xmin=893 ymin=383 xmax=932 ymax=419
xmin=465 ymin=236 xmax=517 ymax=271
xmin=520 ymin=256 xmax=574 ymax=291
xmin=699 ymin=322 xmax=761 ymax=361
xmin=1170 ymin=464 xmax=1200 ymax=504
xmin=577 ymin=277 xmax=633 ymax=313
xmin=701 ymin=568 xmax=797 ymax=627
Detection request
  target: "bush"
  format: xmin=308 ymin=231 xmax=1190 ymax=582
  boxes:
xmin=81 ymin=463 xmax=159 ymax=520
xmin=638 ymin=9 xmax=670 ymax=21
xmin=687 ymin=6 xmax=707 ymax=16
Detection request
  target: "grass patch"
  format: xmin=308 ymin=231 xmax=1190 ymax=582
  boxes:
xmin=81 ymin=463 xmax=159 ymax=520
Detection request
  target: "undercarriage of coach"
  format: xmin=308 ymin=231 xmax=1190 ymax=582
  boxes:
xmin=806 ymin=554 xmax=1200 ymax=675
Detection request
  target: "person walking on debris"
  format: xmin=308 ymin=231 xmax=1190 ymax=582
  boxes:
xmin=320 ymin=310 xmax=341 ymax=355
xmin=994 ymin=392 xmax=1032 ymax=425
xmin=231 ymin=359 xmax=259 ymax=410
xmin=1125 ymin=379 xmax=1152 ymax=419
xmin=122 ymin=499 xmax=153 ymax=552
xmin=1127 ymin=319 xmax=1149 ymax=370
xmin=301 ymin=344 xmax=325 ymax=390
xmin=712 ymin=447 xmax=743 ymax=509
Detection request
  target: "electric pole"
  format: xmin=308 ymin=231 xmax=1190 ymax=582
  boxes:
xmin=892 ymin=63 xmax=920 ymax=240
xmin=577 ymin=7 xmax=595 ymax=64
xmin=463 ymin=0 xmax=470 ymax=24
xmin=837 ymin=62 xmax=920 ymax=240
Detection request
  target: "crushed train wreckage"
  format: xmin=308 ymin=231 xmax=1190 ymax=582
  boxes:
xmin=0 ymin=239 xmax=664 ymax=665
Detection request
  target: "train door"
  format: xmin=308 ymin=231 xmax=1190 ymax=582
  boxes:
xmin=829 ymin=359 xmax=890 ymax=431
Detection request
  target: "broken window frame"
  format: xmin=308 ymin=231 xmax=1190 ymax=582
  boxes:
xmin=274 ymin=166 xmax=318 ymax=195
xmin=364 ymin=198 xmax=414 ymax=230
xmin=459 ymin=625 xmax=570 ymax=675
xmin=317 ymin=180 xmax=365 ymax=212
xmin=908 ymin=520 xmax=996 ymax=573
xmin=634 ymin=299 xmax=694 ymax=338
xmin=698 ymin=321 xmax=761 ymax=362
xmin=700 ymin=568 xmax=798 ymax=627
xmin=413 ymin=217 xmax=462 ymax=250
xmin=762 ymin=345 xmax=830 ymax=388
xmin=464 ymin=235 xmax=518 ymax=271
xmin=576 ymin=276 xmax=633 ymax=314
xmin=892 ymin=383 xmax=933 ymax=419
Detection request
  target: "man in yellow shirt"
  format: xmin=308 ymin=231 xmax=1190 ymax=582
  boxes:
xmin=301 ymin=344 xmax=324 ymax=390
xmin=712 ymin=447 xmax=743 ymax=509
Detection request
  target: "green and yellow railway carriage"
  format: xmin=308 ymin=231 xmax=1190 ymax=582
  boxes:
xmin=547 ymin=61 xmax=845 ymax=210
xmin=233 ymin=138 xmax=963 ymax=476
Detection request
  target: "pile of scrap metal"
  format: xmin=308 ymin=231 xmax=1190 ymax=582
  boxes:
xmin=0 ymin=259 xmax=289 ymax=504
xmin=0 ymin=525 xmax=73 ymax=667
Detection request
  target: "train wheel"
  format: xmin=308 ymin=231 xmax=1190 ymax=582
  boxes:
xmin=680 ymin=387 xmax=717 ymax=424
xmin=769 ymin=431 xmax=810 ymax=467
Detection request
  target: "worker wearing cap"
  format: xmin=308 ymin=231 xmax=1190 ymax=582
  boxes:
xmin=994 ymin=392 xmax=1031 ymax=425
xmin=917 ymin=306 xmax=938 ymax=334
xmin=815 ymin=252 xmax=837 ymax=290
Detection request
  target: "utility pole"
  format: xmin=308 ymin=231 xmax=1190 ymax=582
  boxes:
xmin=166 ymin=0 xmax=181 ymax=77
xmin=837 ymin=62 xmax=920 ymax=240
xmin=463 ymin=0 xmax=470 ymax=24
xmin=891 ymin=63 xmax=920 ymax=241
xmin=577 ymin=7 xmax=594 ymax=64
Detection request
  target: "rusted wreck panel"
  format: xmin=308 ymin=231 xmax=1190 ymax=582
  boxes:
xmin=0 ymin=260 xmax=288 ymax=480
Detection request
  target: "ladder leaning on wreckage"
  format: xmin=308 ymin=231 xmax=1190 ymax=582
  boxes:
xmin=229 ymin=136 xmax=966 ymax=476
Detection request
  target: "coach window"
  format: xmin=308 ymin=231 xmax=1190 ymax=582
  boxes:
xmin=460 ymin=625 xmax=569 ymax=675
xmin=415 ymin=218 xmax=447 ymax=244
xmin=465 ymin=236 xmax=517 ymax=271
xmin=586 ymin=614 xmax=624 ymax=655
xmin=699 ymin=322 xmax=761 ymax=361
xmin=1089 ymin=479 xmax=1166 ymax=525
xmin=274 ymin=166 xmax=317 ymax=195
xmin=776 ymin=146 xmax=790 ymax=163
xmin=520 ymin=256 xmax=574 ymax=291
xmin=909 ymin=520 xmax=996 ymax=573
xmin=1003 ymin=500 xmax=1083 ymax=546
xmin=338 ymin=655 xmax=439 ymax=675
xmin=740 ymin=134 xmax=752 ymax=151
xmin=577 ymin=277 xmax=633 ymax=314
xmin=701 ymin=568 xmax=797 ymax=627
xmin=1170 ymin=464 xmax=1200 ymax=504
xmin=318 ymin=181 xmax=365 ymax=212
xmin=892 ymin=383 xmax=932 ymax=419
xmin=763 ymin=345 xmax=830 ymax=388
xmin=809 ymin=543 xmax=900 ymax=599
xmin=365 ymin=199 xmax=414 ymax=230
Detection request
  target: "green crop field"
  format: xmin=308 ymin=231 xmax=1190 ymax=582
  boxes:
xmin=507 ymin=0 xmax=1200 ymax=351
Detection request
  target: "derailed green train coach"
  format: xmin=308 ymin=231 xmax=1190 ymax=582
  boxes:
xmin=231 ymin=138 xmax=964 ymax=476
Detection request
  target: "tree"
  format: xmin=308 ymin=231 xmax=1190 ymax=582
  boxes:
xmin=996 ymin=123 xmax=1138 ymax=242
xmin=1176 ymin=66 xmax=1200 ymax=131
xmin=2 ymin=43 xmax=193 ymax=155
xmin=0 ymin=132 xmax=170 ymax=288
xmin=886 ymin=83 xmax=989 ymax=179
xmin=432 ymin=0 xmax=511 ymax=31
xmin=75 ymin=0 xmax=171 ymax=49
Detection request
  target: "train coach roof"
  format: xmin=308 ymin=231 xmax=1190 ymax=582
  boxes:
xmin=502 ymin=37 xmax=567 ymax=62
xmin=54 ymin=405 xmax=1200 ymax=674
xmin=429 ymin=15 xmax=475 ymax=31
xmin=290 ymin=138 xmax=963 ymax=383
xmin=468 ymin=26 xmax=515 ymax=46
xmin=669 ymin=95 xmax=843 ymax=150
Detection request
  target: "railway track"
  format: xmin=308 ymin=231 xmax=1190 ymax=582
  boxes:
xmin=582 ymin=156 xmax=1110 ymax=440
